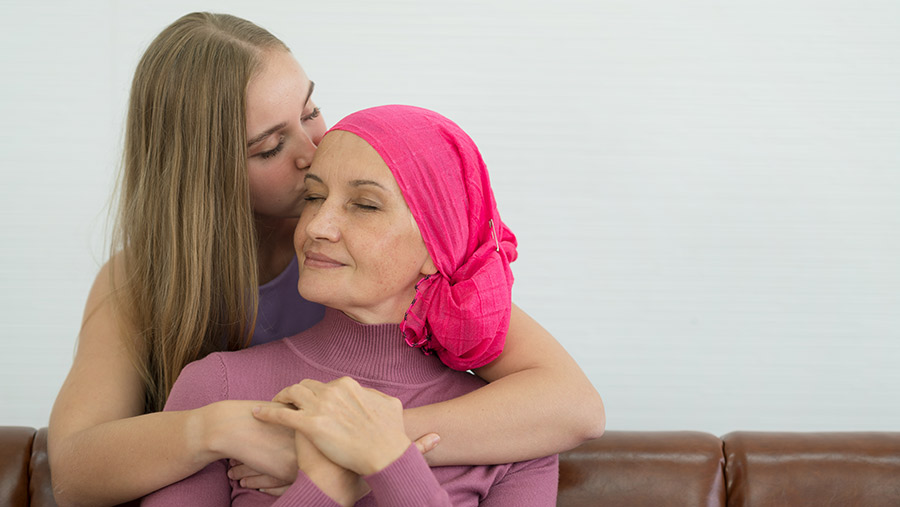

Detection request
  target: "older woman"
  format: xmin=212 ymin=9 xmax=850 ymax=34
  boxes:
xmin=141 ymin=105 xmax=563 ymax=506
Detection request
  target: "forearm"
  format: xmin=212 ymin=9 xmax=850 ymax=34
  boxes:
xmin=404 ymin=364 xmax=603 ymax=466
xmin=50 ymin=409 xmax=213 ymax=507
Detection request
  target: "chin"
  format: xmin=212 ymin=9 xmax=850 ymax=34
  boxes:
xmin=297 ymin=280 xmax=336 ymax=307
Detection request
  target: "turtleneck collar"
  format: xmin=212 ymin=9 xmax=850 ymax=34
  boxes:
xmin=283 ymin=308 xmax=453 ymax=385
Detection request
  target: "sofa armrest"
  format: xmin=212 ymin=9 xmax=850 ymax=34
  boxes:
xmin=723 ymin=431 xmax=900 ymax=507
xmin=0 ymin=426 xmax=35 ymax=506
xmin=558 ymin=430 xmax=726 ymax=507
xmin=30 ymin=428 xmax=56 ymax=507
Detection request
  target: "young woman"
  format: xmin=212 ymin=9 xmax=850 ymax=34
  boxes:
xmin=48 ymin=13 xmax=604 ymax=507
xmin=142 ymin=104 xmax=560 ymax=506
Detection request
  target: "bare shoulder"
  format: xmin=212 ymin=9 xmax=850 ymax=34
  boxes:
xmin=83 ymin=252 xmax=124 ymax=316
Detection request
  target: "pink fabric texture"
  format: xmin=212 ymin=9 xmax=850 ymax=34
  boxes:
xmin=328 ymin=105 xmax=517 ymax=370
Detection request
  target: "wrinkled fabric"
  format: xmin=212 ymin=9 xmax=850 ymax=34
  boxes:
xmin=329 ymin=105 xmax=517 ymax=370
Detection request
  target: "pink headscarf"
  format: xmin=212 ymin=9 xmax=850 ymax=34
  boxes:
xmin=328 ymin=105 xmax=517 ymax=370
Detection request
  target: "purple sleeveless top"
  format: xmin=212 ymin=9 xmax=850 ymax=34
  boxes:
xmin=252 ymin=255 xmax=325 ymax=346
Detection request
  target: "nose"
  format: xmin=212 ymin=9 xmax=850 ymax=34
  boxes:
xmin=304 ymin=201 xmax=340 ymax=243
xmin=294 ymin=131 xmax=317 ymax=170
xmin=294 ymin=115 xmax=326 ymax=170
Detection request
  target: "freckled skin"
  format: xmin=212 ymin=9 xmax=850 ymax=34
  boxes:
xmin=295 ymin=131 xmax=436 ymax=324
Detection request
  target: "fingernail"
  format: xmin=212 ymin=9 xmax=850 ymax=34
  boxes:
xmin=252 ymin=406 xmax=261 ymax=414
xmin=428 ymin=434 xmax=441 ymax=447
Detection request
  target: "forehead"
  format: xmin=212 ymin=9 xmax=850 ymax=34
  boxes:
xmin=311 ymin=131 xmax=396 ymax=185
xmin=245 ymin=50 xmax=309 ymax=131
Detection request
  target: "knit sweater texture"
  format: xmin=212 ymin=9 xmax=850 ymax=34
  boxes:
xmin=141 ymin=308 xmax=558 ymax=506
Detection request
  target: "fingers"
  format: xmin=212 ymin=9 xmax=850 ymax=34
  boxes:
xmin=413 ymin=433 xmax=441 ymax=455
xmin=271 ymin=382 xmax=314 ymax=407
xmin=227 ymin=463 xmax=257 ymax=481
xmin=252 ymin=404 xmax=305 ymax=430
xmin=258 ymin=377 xmax=375 ymax=431
xmin=256 ymin=378 xmax=346 ymax=429
xmin=271 ymin=377 xmax=365 ymax=409
xmin=258 ymin=485 xmax=290 ymax=496
xmin=237 ymin=473 xmax=292 ymax=490
xmin=227 ymin=462 xmax=293 ymax=490
xmin=332 ymin=376 xmax=361 ymax=390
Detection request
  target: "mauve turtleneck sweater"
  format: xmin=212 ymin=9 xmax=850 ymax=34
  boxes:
xmin=141 ymin=308 xmax=558 ymax=506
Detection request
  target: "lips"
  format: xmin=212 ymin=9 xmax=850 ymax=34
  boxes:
xmin=303 ymin=251 xmax=346 ymax=269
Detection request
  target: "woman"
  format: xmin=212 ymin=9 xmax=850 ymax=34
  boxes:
xmin=142 ymin=104 xmax=559 ymax=506
xmin=48 ymin=12 xmax=604 ymax=506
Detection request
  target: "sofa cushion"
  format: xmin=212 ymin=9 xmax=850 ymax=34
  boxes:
xmin=558 ymin=430 xmax=726 ymax=506
xmin=723 ymin=431 xmax=900 ymax=507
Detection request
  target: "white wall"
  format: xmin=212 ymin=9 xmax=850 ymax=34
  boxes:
xmin=1 ymin=1 xmax=898 ymax=435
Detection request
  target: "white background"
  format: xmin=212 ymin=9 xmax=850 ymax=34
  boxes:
xmin=1 ymin=1 xmax=898 ymax=435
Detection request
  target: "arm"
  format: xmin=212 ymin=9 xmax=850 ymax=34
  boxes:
xmin=403 ymin=303 xmax=605 ymax=466
xmin=48 ymin=259 xmax=296 ymax=506
xmin=361 ymin=445 xmax=451 ymax=507
xmin=140 ymin=358 xmax=274 ymax=507
xmin=142 ymin=359 xmax=353 ymax=507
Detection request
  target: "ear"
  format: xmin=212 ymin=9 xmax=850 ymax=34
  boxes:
xmin=421 ymin=254 xmax=437 ymax=276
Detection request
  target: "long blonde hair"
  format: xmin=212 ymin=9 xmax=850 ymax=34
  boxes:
xmin=113 ymin=12 xmax=289 ymax=412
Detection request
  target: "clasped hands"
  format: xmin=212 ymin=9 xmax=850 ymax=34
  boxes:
xmin=235 ymin=377 xmax=439 ymax=505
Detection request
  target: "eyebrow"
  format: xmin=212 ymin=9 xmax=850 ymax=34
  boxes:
xmin=350 ymin=179 xmax=387 ymax=190
xmin=247 ymin=122 xmax=287 ymax=148
xmin=304 ymin=173 xmax=388 ymax=191
xmin=246 ymin=81 xmax=316 ymax=148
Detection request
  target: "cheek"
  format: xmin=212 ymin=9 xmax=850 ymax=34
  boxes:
xmin=247 ymin=165 xmax=273 ymax=203
xmin=293 ymin=214 xmax=310 ymax=252
xmin=248 ymin=162 xmax=300 ymax=208
xmin=368 ymin=230 xmax=429 ymax=283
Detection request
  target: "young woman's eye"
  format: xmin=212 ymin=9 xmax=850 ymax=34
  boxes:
xmin=302 ymin=107 xmax=321 ymax=122
xmin=259 ymin=137 xmax=285 ymax=159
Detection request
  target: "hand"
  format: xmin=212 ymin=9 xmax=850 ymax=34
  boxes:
xmin=202 ymin=400 xmax=298 ymax=482
xmin=227 ymin=461 xmax=291 ymax=495
xmin=292 ymin=423 xmax=369 ymax=506
xmin=253 ymin=377 xmax=421 ymax=476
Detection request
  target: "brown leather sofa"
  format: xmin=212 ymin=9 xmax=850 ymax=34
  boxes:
xmin=2 ymin=426 xmax=899 ymax=506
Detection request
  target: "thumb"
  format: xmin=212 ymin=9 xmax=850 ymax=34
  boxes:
xmin=413 ymin=433 xmax=441 ymax=455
